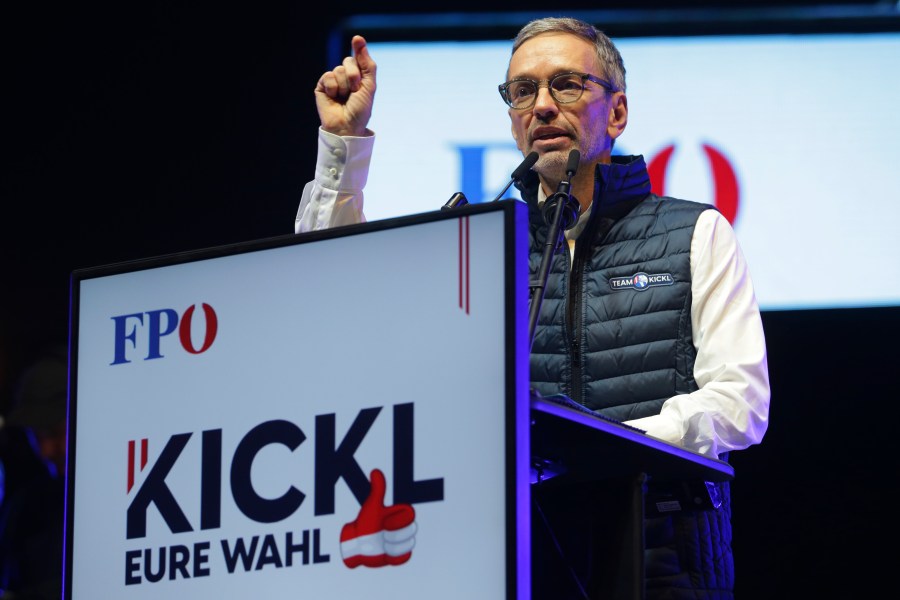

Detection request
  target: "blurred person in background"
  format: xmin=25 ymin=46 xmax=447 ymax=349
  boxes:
xmin=0 ymin=344 xmax=67 ymax=600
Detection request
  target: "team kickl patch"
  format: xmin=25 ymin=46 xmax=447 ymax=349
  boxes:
xmin=609 ymin=272 xmax=675 ymax=292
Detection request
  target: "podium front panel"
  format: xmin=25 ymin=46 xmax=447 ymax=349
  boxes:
xmin=66 ymin=202 xmax=531 ymax=599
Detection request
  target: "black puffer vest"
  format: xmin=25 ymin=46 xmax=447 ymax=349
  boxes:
xmin=522 ymin=155 xmax=735 ymax=598
xmin=520 ymin=154 xmax=709 ymax=420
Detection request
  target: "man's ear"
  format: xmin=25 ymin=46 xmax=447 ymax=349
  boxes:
xmin=608 ymin=91 xmax=628 ymax=140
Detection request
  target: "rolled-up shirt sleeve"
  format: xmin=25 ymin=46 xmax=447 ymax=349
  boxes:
xmin=625 ymin=209 xmax=771 ymax=457
xmin=295 ymin=127 xmax=374 ymax=232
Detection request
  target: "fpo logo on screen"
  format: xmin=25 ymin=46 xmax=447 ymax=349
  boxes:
xmin=110 ymin=303 xmax=218 ymax=365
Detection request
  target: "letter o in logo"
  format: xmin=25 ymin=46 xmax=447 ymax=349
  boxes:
xmin=647 ymin=143 xmax=740 ymax=226
xmin=178 ymin=303 xmax=218 ymax=354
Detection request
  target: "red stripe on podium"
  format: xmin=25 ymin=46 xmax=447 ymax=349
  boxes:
xmin=127 ymin=439 xmax=135 ymax=492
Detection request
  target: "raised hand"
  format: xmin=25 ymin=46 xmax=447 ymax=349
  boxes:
xmin=340 ymin=468 xmax=417 ymax=568
xmin=314 ymin=34 xmax=377 ymax=137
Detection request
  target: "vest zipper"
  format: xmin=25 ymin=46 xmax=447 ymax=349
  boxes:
xmin=566 ymin=243 xmax=584 ymax=405
xmin=565 ymin=207 xmax=618 ymax=408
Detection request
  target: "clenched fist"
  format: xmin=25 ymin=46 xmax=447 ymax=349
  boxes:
xmin=315 ymin=34 xmax=377 ymax=137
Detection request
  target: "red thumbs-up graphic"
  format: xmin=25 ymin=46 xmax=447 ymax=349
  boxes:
xmin=340 ymin=468 xmax=417 ymax=568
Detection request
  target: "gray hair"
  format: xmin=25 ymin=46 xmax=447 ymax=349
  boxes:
xmin=511 ymin=17 xmax=626 ymax=93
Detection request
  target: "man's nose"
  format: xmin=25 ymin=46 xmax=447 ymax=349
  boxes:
xmin=532 ymin=85 xmax=558 ymax=119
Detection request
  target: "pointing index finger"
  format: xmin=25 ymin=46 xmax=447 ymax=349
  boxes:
xmin=352 ymin=35 xmax=375 ymax=73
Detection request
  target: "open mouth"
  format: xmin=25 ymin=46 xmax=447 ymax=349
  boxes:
xmin=531 ymin=129 xmax=570 ymax=146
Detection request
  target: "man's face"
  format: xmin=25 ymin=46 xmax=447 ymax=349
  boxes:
xmin=506 ymin=33 xmax=623 ymax=180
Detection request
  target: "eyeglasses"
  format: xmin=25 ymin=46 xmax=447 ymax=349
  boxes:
xmin=498 ymin=72 xmax=616 ymax=110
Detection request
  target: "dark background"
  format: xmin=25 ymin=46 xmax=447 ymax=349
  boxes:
xmin=2 ymin=1 xmax=897 ymax=597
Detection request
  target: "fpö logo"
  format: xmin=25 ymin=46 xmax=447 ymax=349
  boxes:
xmin=457 ymin=141 xmax=742 ymax=225
xmin=123 ymin=403 xmax=443 ymax=586
xmin=110 ymin=303 xmax=218 ymax=365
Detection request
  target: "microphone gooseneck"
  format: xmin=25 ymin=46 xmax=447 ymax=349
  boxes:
xmin=529 ymin=148 xmax=582 ymax=350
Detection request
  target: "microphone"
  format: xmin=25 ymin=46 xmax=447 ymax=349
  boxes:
xmin=490 ymin=151 xmax=539 ymax=202
xmin=528 ymin=148 xmax=582 ymax=350
xmin=528 ymin=148 xmax=581 ymax=350
xmin=441 ymin=191 xmax=469 ymax=210
xmin=564 ymin=148 xmax=580 ymax=178
xmin=443 ymin=151 xmax=538 ymax=210
xmin=541 ymin=149 xmax=581 ymax=230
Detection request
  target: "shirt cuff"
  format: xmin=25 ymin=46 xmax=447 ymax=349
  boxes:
xmin=624 ymin=412 xmax=683 ymax=447
xmin=315 ymin=127 xmax=375 ymax=192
